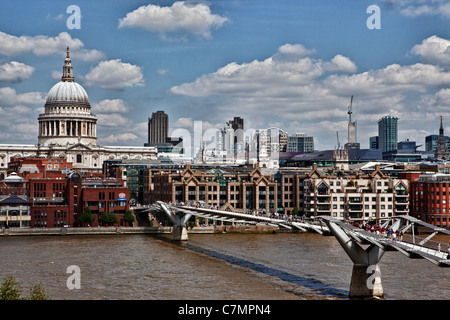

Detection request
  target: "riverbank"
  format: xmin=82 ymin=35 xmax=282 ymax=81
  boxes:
xmin=0 ymin=224 xmax=281 ymax=237
xmin=0 ymin=226 xmax=213 ymax=236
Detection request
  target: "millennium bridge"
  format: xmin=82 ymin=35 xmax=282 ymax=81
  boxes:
xmin=135 ymin=201 xmax=450 ymax=299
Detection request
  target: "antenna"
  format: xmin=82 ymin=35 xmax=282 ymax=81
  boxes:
xmin=348 ymin=95 xmax=353 ymax=122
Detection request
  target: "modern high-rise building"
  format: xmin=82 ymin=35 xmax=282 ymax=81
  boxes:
xmin=378 ymin=116 xmax=398 ymax=152
xmin=369 ymin=136 xmax=379 ymax=149
xmin=148 ymin=111 xmax=169 ymax=145
xmin=287 ymin=133 xmax=314 ymax=153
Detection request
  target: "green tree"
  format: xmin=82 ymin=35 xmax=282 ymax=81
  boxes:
xmin=0 ymin=276 xmax=49 ymax=300
xmin=28 ymin=283 xmax=49 ymax=300
xmin=79 ymin=206 xmax=95 ymax=226
xmin=123 ymin=210 xmax=135 ymax=226
xmin=0 ymin=276 xmax=22 ymax=300
xmin=292 ymin=207 xmax=299 ymax=216
xmin=100 ymin=212 xmax=118 ymax=226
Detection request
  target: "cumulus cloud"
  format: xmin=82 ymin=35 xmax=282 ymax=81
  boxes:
xmin=102 ymin=133 xmax=138 ymax=144
xmin=84 ymin=59 xmax=144 ymax=90
xmin=118 ymin=1 xmax=228 ymax=40
xmin=96 ymin=113 xmax=133 ymax=128
xmin=411 ymin=35 xmax=450 ymax=67
xmin=0 ymin=31 xmax=105 ymax=61
xmin=0 ymin=61 xmax=34 ymax=82
xmin=171 ymin=43 xmax=357 ymax=98
xmin=382 ymin=0 xmax=450 ymax=18
xmin=92 ymin=99 xmax=132 ymax=113
xmin=171 ymin=39 xmax=450 ymax=149
xmin=0 ymin=87 xmax=46 ymax=106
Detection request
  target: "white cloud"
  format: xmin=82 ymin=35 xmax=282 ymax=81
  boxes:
xmin=0 ymin=61 xmax=34 ymax=82
xmin=92 ymin=99 xmax=132 ymax=113
xmin=171 ymin=39 xmax=450 ymax=149
xmin=0 ymin=87 xmax=46 ymax=106
xmin=102 ymin=133 xmax=138 ymax=143
xmin=411 ymin=35 xmax=450 ymax=67
xmin=84 ymin=59 xmax=144 ymax=90
xmin=171 ymin=44 xmax=357 ymax=98
xmin=118 ymin=1 xmax=228 ymax=40
xmin=323 ymin=54 xmax=358 ymax=73
xmin=0 ymin=31 xmax=105 ymax=61
xmin=382 ymin=0 xmax=450 ymax=18
xmin=96 ymin=113 xmax=133 ymax=128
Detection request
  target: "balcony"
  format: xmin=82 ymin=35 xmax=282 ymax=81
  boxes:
xmin=348 ymin=204 xmax=363 ymax=212
xmin=317 ymin=204 xmax=330 ymax=212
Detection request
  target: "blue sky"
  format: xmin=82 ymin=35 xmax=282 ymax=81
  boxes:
xmin=1 ymin=0 xmax=450 ymax=152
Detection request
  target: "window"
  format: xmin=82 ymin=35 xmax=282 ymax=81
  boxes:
xmin=76 ymin=154 xmax=82 ymax=163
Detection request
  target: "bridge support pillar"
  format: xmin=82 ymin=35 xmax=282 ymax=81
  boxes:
xmin=350 ymin=264 xmax=383 ymax=298
xmin=326 ymin=221 xmax=385 ymax=299
xmin=172 ymin=225 xmax=189 ymax=241
xmin=156 ymin=202 xmax=192 ymax=242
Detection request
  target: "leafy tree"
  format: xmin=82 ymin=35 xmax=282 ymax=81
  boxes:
xmin=100 ymin=212 xmax=118 ymax=226
xmin=28 ymin=283 xmax=49 ymax=300
xmin=0 ymin=276 xmax=22 ymax=300
xmin=123 ymin=210 xmax=135 ymax=226
xmin=292 ymin=207 xmax=299 ymax=216
xmin=79 ymin=206 xmax=95 ymax=226
xmin=0 ymin=276 xmax=49 ymax=300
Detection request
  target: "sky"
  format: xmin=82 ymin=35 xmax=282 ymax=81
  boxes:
xmin=0 ymin=0 xmax=450 ymax=153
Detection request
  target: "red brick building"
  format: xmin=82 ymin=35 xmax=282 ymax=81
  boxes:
xmin=4 ymin=157 xmax=131 ymax=228
xmin=410 ymin=173 xmax=450 ymax=228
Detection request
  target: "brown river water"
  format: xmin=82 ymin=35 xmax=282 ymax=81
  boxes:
xmin=0 ymin=232 xmax=449 ymax=300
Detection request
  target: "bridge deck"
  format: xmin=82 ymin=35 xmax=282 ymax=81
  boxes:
xmin=140 ymin=203 xmax=450 ymax=267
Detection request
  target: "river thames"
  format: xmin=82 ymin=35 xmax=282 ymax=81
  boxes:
xmin=1 ymin=232 xmax=449 ymax=300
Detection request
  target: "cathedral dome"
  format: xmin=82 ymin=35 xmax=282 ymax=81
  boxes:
xmin=46 ymin=81 xmax=89 ymax=104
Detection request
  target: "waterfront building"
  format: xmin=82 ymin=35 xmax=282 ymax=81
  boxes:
xmin=303 ymin=164 xmax=409 ymax=220
xmin=28 ymin=171 xmax=130 ymax=228
xmin=0 ymin=173 xmax=31 ymax=228
xmin=0 ymin=156 xmax=131 ymax=228
xmin=145 ymin=163 xmax=279 ymax=212
xmin=410 ymin=173 xmax=450 ymax=227
xmin=0 ymin=47 xmax=157 ymax=178
xmin=143 ymin=161 xmax=409 ymax=220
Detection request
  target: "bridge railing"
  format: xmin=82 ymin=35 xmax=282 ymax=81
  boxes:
xmin=401 ymin=233 xmax=450 ymax=257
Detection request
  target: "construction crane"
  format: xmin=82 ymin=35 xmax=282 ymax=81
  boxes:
xmin=348 ymin=95 xmax=353 ymax=122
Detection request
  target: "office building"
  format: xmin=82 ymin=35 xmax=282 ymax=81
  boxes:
xmin=378 ymin=116 xmax=398 ymax=152
xmin=369 ymin=136 xmax=379 ymax=150
xmin=148 ymin=111 xmax=169 ymax=145
xmin=287 ymin=133 xmax=314 ymax=153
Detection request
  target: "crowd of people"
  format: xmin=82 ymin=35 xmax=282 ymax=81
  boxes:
xmin=352 ymin=221 xmax=404 ymax=241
